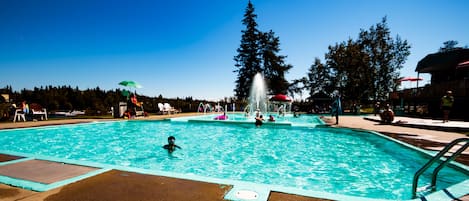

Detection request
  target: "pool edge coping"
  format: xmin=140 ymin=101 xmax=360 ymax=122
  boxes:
xmin=1 ymin=119 xmax=468 ymax=201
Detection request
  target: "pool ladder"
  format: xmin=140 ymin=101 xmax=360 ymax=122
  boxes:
xmin=412 ymin=138 xmax=469 ymax=198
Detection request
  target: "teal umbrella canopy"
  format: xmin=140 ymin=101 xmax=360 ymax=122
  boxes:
xmin=118 ymin=80 xmax=142 ymax=89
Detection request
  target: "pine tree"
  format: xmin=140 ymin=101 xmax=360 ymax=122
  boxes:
xmin=233 ymin=1 xmax=262 ymax=100
xmin=259 ymin=30 xmax=292 ymax=95
xmin=325 ymin=42 xmax=348 ymax=95
xmin=305 ymin=57 xmax=331 ymax=99
xmin=439 ymin=40 xmax=459 ymax=52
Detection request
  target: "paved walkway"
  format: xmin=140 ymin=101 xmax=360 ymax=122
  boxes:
xmin=322 ymin=115 xmax=469 ymax=156
xmin=0 ymin=113 xmax=468 ymax=201
xmin=364 ymin=115 xmax=469 ymax=132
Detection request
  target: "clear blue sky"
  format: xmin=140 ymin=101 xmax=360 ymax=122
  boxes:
xmin=1 ymin=0 xmax=468 ymax=100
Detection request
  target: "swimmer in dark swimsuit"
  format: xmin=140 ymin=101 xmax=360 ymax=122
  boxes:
xmin=163 ymin=136 xmax=181 ymax=153
xmin=255 ymin=115 xmax=264 ymax=127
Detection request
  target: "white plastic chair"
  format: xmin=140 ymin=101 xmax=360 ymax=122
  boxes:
xmin=158 ymin=103 xmax=166 ymax=114
xmin=13 ymin=109 xmax=26 ymax=122
xmin=32 ymin=108 xmax=48 ymax=120
xmin=163 ymin=103 xmax=173 ymax=115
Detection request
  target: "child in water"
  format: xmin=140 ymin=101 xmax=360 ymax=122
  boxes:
xmin=268 ymin=115 xmax=275 ymax=122
xmin=163 ymin=136 xmax=181 ymax=153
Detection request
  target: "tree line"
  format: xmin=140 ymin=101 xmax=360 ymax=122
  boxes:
xmin=233 ymin=2 xmax=411 ymax=107
xmin=0 ymin=85 xmax=224 ymax=117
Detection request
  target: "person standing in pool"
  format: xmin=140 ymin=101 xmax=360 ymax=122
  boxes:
xmin=255 ymin=115 xmax=264 ymax=127
xmin=163 ymin=136 xmax=181 ymax=153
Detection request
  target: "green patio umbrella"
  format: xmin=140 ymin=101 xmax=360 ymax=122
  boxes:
xmin=118 ymin=80 xmax=142 ymax=89
xmin=119 ymin=80 xmax=142 ymax=100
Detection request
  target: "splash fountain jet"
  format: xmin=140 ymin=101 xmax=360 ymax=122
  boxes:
xmin=248 ymin=73 xmax=267 ymax=115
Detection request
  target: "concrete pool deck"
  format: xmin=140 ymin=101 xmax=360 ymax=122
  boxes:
xmin=0 ymin=113 xmax=468 ymax=201
xmin=323 ymin=115 xmax=469 ymax=157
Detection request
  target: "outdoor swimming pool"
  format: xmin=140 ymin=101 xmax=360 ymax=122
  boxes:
xmin=0 ymin=118 xmax=468 ymax=200
xmin=172 ymin=113 xmax=325 ymax=127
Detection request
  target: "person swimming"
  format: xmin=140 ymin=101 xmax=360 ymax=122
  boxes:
xmin=163 ymin=136 xmax=181 ymax=153
xmin=255 ymin=115 xmax=264 ymax=127
xmin=214 ymin=112 xmax=228 ymax=120
xmin=268 ymin=115 xmax=275 ymax=122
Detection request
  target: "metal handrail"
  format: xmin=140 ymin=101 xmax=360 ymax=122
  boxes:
xmin=411 ymin=138 xmax=469 ymax=198
xmin=430 ymin=142 xmax=469 ymax=190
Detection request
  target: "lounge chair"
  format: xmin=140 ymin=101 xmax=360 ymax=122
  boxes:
xmin=163 ymin=103 xmax=179 ymax=115
xmin=29 ymin=103 xmax=48 ymax=120
xmin=158 ymin=103 xmax=166 ymax=114
xmin=163 ymin=103 xmax=171 ymax=114
xmin=135 ymin=105 xmax=145 ymax=117
xmin=13 ymin=108 xmax=26 ymax=122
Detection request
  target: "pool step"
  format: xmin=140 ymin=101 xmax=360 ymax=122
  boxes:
xmin=0 ymin=157 xmax=110 ymax=191
xmin=224 ymin=185 xmax=270 ymax=201
xmin=416 ymin=184 xmax=433 ymax=194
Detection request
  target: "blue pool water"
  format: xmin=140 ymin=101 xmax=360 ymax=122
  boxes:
xmin=172 ymin=113 xmax=325 ymax=127
xmin=0 ymin=119 xmax=468 ymax=200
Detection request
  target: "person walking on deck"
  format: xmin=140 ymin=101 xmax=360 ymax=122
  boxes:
xmin=331 ymin=94 xmax=342 ymax=124
xmin=441 ymin=90 xmax=454 ymax=123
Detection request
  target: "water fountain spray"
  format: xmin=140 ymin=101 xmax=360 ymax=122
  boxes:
xmin=248 ymin=73 xmax=267 ymax=115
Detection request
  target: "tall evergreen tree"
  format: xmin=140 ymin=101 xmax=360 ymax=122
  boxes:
xmin=288 ymin=78 xmax=306 ymax=99
xmin=347 ymin=39 xmax=373 ymax=102
xmin=259 ymin=30 xmax=292 ymax=95
xmin=357 ymin=17 xmax=410 ymax=101
xmin=326 ymin=39 xmax=373 ymax=102
xmin=439 ymin=40 xmax=459 ymax=52
xmin=233 ymin=1 xmax=262 ymax=100
xmin=326 ymin=42 xmax=348 ymax=95
xmin=304 ymin=57 xmax=331 ymax=99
